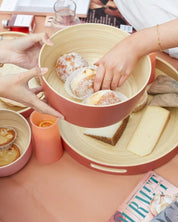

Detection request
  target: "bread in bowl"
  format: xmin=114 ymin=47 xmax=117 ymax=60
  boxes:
xmin=65 ymin=67 xmax=96 ymax=100
xmin=56 ymin=52 xmax=88 ymax=82
xmin=84 ymin=89 xmax=128 ymax=106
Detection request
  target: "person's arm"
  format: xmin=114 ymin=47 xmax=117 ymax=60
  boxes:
xmin=0 ymin=33 xmax=64 ymax=119
xmin=0 ymin=32 xmax=53 ymax=69
xmin=0 ymin=67 xmax=64 ymax=119
xmin=94 ymin=18 xmax=178 ymax=91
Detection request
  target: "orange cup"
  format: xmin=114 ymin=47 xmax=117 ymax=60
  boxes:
xmin=148 ymin=52 xmax=156 ymax=84
xmin=29 ymin=111 xmax=63 ymax=164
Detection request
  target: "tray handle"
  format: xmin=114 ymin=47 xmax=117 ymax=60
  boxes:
xmin=90 ymin=163 xmax=127 ymax=174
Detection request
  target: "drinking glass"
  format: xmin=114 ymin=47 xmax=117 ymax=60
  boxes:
xmin=30 ymin=111 xmax=63 ymax=164
xmin=51 ymin=0 xmax=81 ymax=34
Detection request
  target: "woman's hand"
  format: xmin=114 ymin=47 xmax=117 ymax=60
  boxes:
xmin=94 ymin=34 xmax=142 ymax=91
xmin=1 ymin=33 xmax=53 ymax=69
xmin=0 ymin=67 xmax=64 ymax=119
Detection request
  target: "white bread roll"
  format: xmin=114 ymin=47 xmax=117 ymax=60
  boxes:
xmin=65 ymin=67 xmax=96 ymax=100
xmin=84 ymin=89 xmax=128 ymax=106
xmin=56 ymin=52 xmax=88 ymax=82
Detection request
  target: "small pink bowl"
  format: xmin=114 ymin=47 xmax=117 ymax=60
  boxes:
xmin=39 ymin=23 xmax=151 ymax=127
xmin=0 ymin=109 xmax=32 ymax=177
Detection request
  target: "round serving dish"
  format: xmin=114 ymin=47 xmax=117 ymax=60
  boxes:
xmin=39 ymin=23 xmax=151 ymax=127
xmin=0 ymin=109 xmax=32 ymax=177
xmin=59 ymin=57 xmax=178 ymax=175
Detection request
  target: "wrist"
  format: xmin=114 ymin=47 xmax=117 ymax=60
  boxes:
xmin=131 ymin=27 xmax=162 ymax=56
xmin=130 ymin=31 xmax=151 ymax=58
xmin=0 ymin=40 xmax=13 ymax=64
xmin=123 ymin=33 xmax=144 ymax=59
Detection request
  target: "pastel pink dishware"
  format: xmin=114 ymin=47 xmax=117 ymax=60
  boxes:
xmin=0 ymin=109 xmax=32 ymax=177
xmin=148 ymin=52 xmax=156 ymax=84
xmin=29 ymin=111 xmax=63 ymax=164
xmin=39 ymin=23 xmax=151 ymax=128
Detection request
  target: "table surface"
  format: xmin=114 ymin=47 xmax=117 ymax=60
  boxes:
xmin=0 ymin=5 xmax=178 ymax=222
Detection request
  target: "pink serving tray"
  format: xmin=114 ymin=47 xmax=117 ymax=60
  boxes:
xmin=58 ymin=57 xmax=178 ymax=175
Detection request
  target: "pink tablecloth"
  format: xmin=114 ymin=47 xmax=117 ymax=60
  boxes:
xmin=0 ymin=3 xmax=177 ymax=221
xmin=0 ymin=150 xmax=177 ymax=222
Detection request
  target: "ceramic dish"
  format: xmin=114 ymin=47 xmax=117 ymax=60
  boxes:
xmin=0 ymin=109 xmax=32 ymax=177
xmin=58 ymin=57 xmax=178 ymax=175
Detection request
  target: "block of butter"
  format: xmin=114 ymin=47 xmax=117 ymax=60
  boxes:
xmin=127 ymin=106 xmax=170 ymax=156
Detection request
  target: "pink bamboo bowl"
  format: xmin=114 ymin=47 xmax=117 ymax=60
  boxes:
xmin=0 ymin=109 xmax=32 ymax=177
xmin=39 ymin=23 xmax=151 ymax=127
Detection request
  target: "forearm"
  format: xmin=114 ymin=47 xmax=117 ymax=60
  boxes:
xmin=129 ymin=18 xmax=178 ymax=58
xmin=157 ymin=18 xmax=178 ymax=50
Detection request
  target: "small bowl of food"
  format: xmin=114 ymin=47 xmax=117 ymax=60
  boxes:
xmin=0 ymin=109 xmax=32 ymax=177
xmin=39 ymin=23 xmax=151 ymax=127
